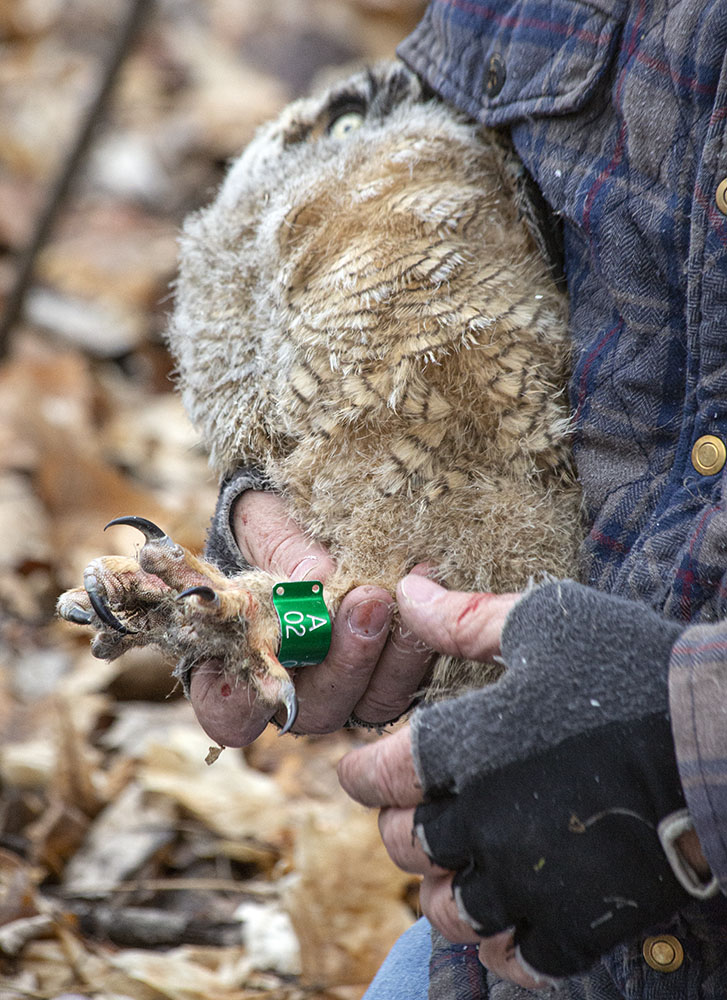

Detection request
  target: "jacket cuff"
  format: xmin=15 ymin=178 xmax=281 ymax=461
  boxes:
xmin=658 ymin=809 xmax=719 ymax=900
xmin=203 ymin=466 xmax=270 ymax=576
xmin=175 ymin=466 xmax=270 ymax=697
xmin=411 ymin=579 xmax=684 ymax=798
xmin=669 ymin=621 xmax=727 ymax=894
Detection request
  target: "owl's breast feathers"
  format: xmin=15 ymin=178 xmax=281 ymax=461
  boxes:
xmin=169 ymin=64 xmax=569 ymax=498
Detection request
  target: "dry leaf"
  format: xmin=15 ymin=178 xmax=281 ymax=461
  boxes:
xmin=235 ymin=901 xmax=301 ymax=976
xmin=0 ymin=736 xmax=56 ymax=790
xmin=0 ymin=0 xmax=63 ymax=41
xmin=62 ymin=782 xmax=175 ymax=897
xmin=0 ymin=847 xmax=39 ymax=925
xmin=139 ymin=729 xmax=286 ymax=847
xmin=205 ymin=745 xmax=224 ymax=766
xmin=169 ymin=30 xmax=289 ymax=158
xmin=26 ymin=799 xmax=90 ymax=876
xmin=36 ymin=202 xmax=178 ymax=313
xmin=26 ymin=286 xmax=146 ymax=355
xmin=52 ymin=697 xmax=105 ymax=816
xmin=0 ymin=912 xmax=55 ymax=957
xmin=284 ymin=802 xmax=415 ymax=988
xmin=108 ymin=944 xmax=255 ymax=1000
xmin=99 ymin=700 xmax=200 ymax=758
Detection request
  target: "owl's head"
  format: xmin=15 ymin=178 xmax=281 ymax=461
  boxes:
xmin=218 ymin=61 xmax=435 ymax=198
xmin=194 ymin=60 xmax=500 ymax=265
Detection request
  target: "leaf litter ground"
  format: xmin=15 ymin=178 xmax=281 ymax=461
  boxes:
xmin=0 ymin=2 xmax=426 ymax=996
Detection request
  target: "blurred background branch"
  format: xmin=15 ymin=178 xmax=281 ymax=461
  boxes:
xmin=0 ymin=0 xmax=150 ymax=358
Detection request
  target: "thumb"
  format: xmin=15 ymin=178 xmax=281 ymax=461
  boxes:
xmin=396 ymin=575 xmax=520 ymax=662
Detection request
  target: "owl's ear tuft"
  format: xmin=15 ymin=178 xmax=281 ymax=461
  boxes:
xmin=281 ymin=117 xmax=314 ymax=148
xmin=370 ymin=61 xmax=426 ymax=117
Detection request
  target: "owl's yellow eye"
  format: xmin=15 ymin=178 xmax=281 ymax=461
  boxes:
xmin=329 ymin=110 xmax=364 ymax=140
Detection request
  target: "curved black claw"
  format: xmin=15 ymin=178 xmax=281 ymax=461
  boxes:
xmin=105 ymin=515 xmax=168 ymax=542
xmin=84 ymin=568 xmax=134 ymax=635
xmin=177 ymin=586 xmax=220 ymax=606
xmin=278 ymin=678 xmax=299 ymax=736
xmin=64 ymin=605 xmax=95 ymax=626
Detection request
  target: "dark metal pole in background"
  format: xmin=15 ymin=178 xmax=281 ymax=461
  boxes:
xmin=0 ymin=0 xmax=151 ymax=360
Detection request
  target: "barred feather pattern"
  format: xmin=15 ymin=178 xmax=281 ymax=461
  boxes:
xmin=168 ymin=61 xmax=582 ymax=694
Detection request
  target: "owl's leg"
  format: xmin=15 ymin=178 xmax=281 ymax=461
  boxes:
xmin=57 ymin=517 xmax=297 ymax=731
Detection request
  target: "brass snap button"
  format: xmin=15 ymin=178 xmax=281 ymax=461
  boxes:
xmin=691 ymin=434 xmax=727 ymax=476
xmin=642 ymin=934 xmax=684 ymax=972
xmin=716 ymin=178 xmax=727 ymax=215
xmin=486 ymin=54 xmax=506 ymax=98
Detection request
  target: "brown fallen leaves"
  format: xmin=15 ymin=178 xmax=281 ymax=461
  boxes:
xmin=0 ymin=1 xmax=427 ymax=997
xmin=0 ymin=690 xmax=417 ymax=998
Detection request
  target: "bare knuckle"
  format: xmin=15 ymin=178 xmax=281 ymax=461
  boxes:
xmin=420 ymin=879 xmax=456 ymax=936
xmin=373 ymin=742 xmax=400 ymax=804
xmin=377 ymin=809 xmax=402 ymax=859
xmin=354 ymin=692 xmax=409 ymax=724
xmin=263 ymin=528 xmax=302 ymax=574
xmin=325 ymin=647 xmax=376 ymax=684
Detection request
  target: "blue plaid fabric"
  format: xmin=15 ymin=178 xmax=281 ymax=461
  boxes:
xmin=400 ymin=0 xmax=727 ymax=619
xmin=398 ymin=0 xmax=727 ymax=997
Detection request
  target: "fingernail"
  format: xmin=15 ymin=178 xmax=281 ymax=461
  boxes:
xmin=290 ymin=556 xmax=320 ymax=581
xmin=399 ymin=574 xmax=444 ymax=605
xmin=348 ymin=599 xmax=390 ymax=637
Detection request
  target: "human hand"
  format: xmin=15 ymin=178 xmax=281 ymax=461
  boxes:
xmin=343 ymin=577 xmax=700 ymax=983
xmin=337 ymin=577 xmax=541 ymax=988
xmin=338 ymin=725 xmax=545 ymax=990
xmin=189 ymin=491 xmax=434 ymax=745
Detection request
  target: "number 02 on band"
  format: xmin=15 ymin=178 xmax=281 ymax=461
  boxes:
xmin=272 ymin=580 xmax=333 ymax=668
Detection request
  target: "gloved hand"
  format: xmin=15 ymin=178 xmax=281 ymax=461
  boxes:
xmin=411 ymin=579 xmax=712 ymax=981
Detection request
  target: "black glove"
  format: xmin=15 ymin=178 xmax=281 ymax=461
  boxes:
xmin=416 ymin=714 xmax=691 ymax=979
xmin=411 ymin=580 xmax=710 ymax=981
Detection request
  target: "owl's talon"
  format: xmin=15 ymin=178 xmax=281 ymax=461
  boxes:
xmin=277 ymin=679 xmax=299 ymax=736
xmin=91 ymin=631 xmax=129 ymax=660
xmin=178 ymin=585 xmax=220 ymax=606
xmin=64 ymin=605 xmax=95 ymax=626
xmin=63 ymin=532 xmax=288 ymax=741
xmin=83 ymin=568 xmax=135 ymax=634
xmin=105 ymin=515 xmax=170 ymax=543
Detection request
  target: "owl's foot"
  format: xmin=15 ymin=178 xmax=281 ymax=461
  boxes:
xmin=57 ymin=517 xmax=297 ymax=732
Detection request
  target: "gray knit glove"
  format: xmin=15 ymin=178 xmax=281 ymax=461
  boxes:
xmin=411 ymin=580 xmax=684 ymax=794
xmin=411 ymin=581 xmax=709 ymax=980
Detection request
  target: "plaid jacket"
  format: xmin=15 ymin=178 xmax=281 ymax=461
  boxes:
xmin=398 ymin=0 xmax=727 ymax=996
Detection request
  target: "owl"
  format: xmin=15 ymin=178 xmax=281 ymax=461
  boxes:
xmin=58 ymin=62 xmax=582 ymax=733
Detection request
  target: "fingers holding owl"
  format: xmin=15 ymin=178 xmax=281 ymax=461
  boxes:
xmin=187 ymin=490 xmax=435 ymax=745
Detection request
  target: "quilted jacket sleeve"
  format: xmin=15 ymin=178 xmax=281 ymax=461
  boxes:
xmin=670 ymin=626 xmax=727 ymax=893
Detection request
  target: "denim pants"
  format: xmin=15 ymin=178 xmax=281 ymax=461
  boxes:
xmin=363 ymin=917 xmax=431 ymax=1000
